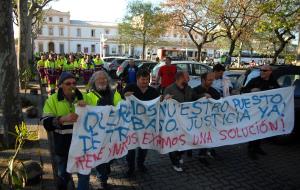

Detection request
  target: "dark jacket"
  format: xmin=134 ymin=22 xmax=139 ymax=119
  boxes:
xmin=193 ymin=85 xmax=221 ymax=100
xmin=164 ymin=83 xmax=194 ymax=103
xmin=241 ymin=76 xmax=279 ymax=93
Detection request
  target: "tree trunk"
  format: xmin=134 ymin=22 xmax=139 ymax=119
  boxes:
xmin=0 ymin=0 xmax=23 ymax=147
xmin=18 ymin=0 xmax=29 ymax=89
xmin=142 ymin=38 xmax=146 ymax=60
xmin=228 ymin=39 xmax=236 ymax=58
xmin=27 ymin=16 xmax=33 ymax=66
xmin=196 ymin=45 xmax=202 ymax=62
xmin=297 ymin=24 xmax=300 ymax=65
xmin=272 ymin=41 xmax=286 ymax=64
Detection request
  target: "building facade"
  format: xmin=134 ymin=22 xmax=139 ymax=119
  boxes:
xmin=35 ymin=9 xmax=216 ymax=59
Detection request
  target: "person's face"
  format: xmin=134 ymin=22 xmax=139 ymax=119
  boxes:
xmin=41 ymin=55 xmax=45 ymax=60
xmin=61 ymin=78 xmax=76 ymax=95
xmin=183 ymin=72 xmax=190 ymax=83
xmin=129 ymin=60 xmax=135 ymax=66
xmin=69 ymin=55 xmax=74 ymax=62
xmin=137 ymin=76 xmax=150 ymax=89
xmin=203 ymin=73 xmax=215 ymax=88
xmin=95 ymin=73 xmax=108 ymax=90
xmin=165 ymin=58 xmax=171 ymax=65
xmin=214 ymin=71 xmax=223 ymax=79
xmin=260 ymin=65 xmax=272 ymax=80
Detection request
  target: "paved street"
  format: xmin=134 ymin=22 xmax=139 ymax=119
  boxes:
xmin=83 ymin=138 xmax=300 ymax=190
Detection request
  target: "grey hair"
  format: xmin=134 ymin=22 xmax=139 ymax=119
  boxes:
xmin=88 ymin=70 xmax=111 ymax=90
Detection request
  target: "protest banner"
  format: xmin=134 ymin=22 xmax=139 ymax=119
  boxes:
xmin=67 ymin=87 xmax=294 ymax=175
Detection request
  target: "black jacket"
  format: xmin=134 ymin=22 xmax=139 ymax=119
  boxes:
xmin=241 ymin=76 xmax=279 ymax=93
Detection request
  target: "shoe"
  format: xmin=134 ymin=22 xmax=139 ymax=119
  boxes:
xmin=138 ymin=164 xmax=148 ymax=173
xmin=179 ymin=158 xmax=184 ymax=164
xmin=172 ymin=165 xmax=183 ymax=172
xmin=256 ymin=148 xmax=267 ymax=156
xmin=199 ymin=158 xmax=210 ymax=166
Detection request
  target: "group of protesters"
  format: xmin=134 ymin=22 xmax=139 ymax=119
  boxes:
xmin=41 ymin=55 xmax=279 ymax=190
xmin=36 ymin=52 xmax=105 ymax=94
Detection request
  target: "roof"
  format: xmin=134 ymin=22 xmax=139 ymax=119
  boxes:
xmin=70 ymin=20 xmax=118 ymax=27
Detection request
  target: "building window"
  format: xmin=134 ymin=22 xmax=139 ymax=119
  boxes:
xmin=38 ymin=43 xmax=43 ymax=52
xmin=84 ymin=47 xmax=88 ymax=53
xmin=91 ymin=44 xmax=95 ymax=53
xmin=111 ymin=47 xmax=116 ymax=54
xmin=59 ymin=17 xmax=63 ymax=22
xmin=59 ymin=28 xmax=64 ymax=36
xmin=105 ymin=29 xmax=110 ymax=34
xmin=77 ymin=28 xmax=81 ymax=37
xmin=77 ymin=44 xmax=81 ymax=52
xmin=48 ymin=27 xmax=53 ymax=36
xmin=59 ymin=43 xmax=64 ymax=54
xmin=91 ymin=29 xmax=95 ymax=37
xmin=48 ymin=17 xmax=52 ymax=22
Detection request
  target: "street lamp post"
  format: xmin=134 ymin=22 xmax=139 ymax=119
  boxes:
xmin=99 ymin=33 xmax=107 ymax=57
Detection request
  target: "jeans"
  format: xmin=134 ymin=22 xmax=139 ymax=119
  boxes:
xmin=77 ymin=174 xmax=90 ymax=190
xmin=169 ymin=151 xmax=181 ymax=166
xmin=54 ymin=155 xmax=72 ymax=190
xmin=96 ymin=163 xmax=111 ymax=182
xmin=54 ymin=155 xmax=91 ymax=190
xmin=126 ymin=148 xmax=148 ymax=171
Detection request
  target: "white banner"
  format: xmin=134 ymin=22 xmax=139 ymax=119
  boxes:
xmin=67 ymin=87 xmax=295 ymax=175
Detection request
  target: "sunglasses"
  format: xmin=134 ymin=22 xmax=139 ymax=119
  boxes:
xmin=63 ymin=82 xmax=76 ymax=86
xmin=260 ymin=69 xmax=271 ymax=72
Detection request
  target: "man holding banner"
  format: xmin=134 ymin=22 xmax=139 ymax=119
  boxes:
xmin=123 ymin=69 xmax=160 ymax=177
xmin=164 ymin=71 xmax=195 ymax=172
xmin=41 ymin=72 xmax=91 ymax=190
xmin=241 ymin=64 xmax=280 ymax=160
xmin=193 ymin=72 xmax=220 ymax=166
xmin=85 ymin=70 xmax=122 ymax=189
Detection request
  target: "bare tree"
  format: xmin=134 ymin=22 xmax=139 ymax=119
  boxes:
xmin=0 ymin=0 xmax=23 ymax=147
xmin=165 ymin=0 xmax=224 ymax=61
xmin=216 ymin=0 xmax=263 ymax=58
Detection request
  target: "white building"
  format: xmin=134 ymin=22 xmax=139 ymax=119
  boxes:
xmin=35 ymin=9 xmax=217 ymax=59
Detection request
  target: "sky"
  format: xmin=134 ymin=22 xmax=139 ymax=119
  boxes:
xmin=48 ymin=0 xmax=164 ymax=22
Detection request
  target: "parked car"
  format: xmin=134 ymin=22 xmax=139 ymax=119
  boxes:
xmin=137 ymin=61 xmax=158 ymax=72
xmin=236 ymin=65 xmax=300 ymax=141
xmin=150 ymin=61 xmax=212 ymax=88
xmin=106 ymin=58 xmax=134 ymax=78
xmin=224 ymin=70 xmax=245 ymax=93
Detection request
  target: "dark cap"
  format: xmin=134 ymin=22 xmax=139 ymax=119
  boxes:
xmin=58 ymin=72 xmax=76 ymax=86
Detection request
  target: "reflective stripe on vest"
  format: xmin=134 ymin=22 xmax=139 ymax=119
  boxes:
xmin=54 ymin=129 xmax=73 ymax=134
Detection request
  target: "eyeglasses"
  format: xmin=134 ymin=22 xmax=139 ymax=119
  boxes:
xmin=260 ymin=69 xmax=271 ymax=72
xmin=63 ymin=82 xmax=76 ymax=86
